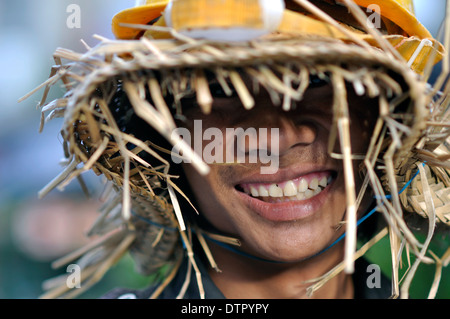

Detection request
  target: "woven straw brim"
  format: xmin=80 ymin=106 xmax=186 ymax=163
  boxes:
xmin=23 ymin=33 xmax=450 ymax=299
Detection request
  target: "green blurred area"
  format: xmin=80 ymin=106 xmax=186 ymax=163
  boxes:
xmin=0 ymin=197 xmax=155 ymax=299
xmin=364 ymin=231 xmax=450 ymax=299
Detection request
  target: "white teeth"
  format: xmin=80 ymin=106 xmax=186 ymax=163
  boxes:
xmin=319 ymin=176 xmax=328 ymax=188
xmin=298 ymin=178 xmax=308 ymax=193
xmin=250 ymin=186 xmax=259 ymax=197
xmin=296 ymin=192 xmax=305 ymax=200
xmin=309 ymin=178 xmax=319 ymax=190
xmin=283 ymin=181 xmax=297 ymax=197
xmin=304 ymin=189 xmax=314 ymax=199
xmin=244 ymin=174 xmax=332 ymax=201
xmin=269 ymin=184 xmax=283 ymax=197
xmin=258 ymin=185 xmax=269 ymax=197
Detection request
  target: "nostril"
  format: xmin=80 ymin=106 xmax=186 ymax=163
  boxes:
xmin=275 ymin=118 xmax=318 ymax=153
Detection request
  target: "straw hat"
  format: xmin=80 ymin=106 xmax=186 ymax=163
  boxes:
xmin=23 ymin=0 xmax=449 ymax=299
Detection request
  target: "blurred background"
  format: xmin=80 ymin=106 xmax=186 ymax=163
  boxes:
xmin=0 ymin=0 xmax=448 ymax=299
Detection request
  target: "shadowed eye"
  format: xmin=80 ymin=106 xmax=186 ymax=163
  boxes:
xmin=209 ymin=82 xmax=238 ymax=99
xmin=308 ymin=75 xmax=329 ymax=88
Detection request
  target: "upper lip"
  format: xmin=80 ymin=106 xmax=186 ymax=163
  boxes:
xmin=235 ymin=163 xmax=337 ymax=186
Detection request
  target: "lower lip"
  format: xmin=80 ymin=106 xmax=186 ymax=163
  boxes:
xmin=235 ymin=184 xmax=332 ymax=222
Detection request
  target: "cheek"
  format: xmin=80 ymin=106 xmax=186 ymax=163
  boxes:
xmin=182 ymin=164 xmax=239 ymax=233
xmin=351 ymin=121 xmax=373 ymax=153
xmin=349 ymin=100 xmax=378 ymax=153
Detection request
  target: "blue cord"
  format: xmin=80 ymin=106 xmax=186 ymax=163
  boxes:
xmin=379 ymin=163 xmax=423 ymax=200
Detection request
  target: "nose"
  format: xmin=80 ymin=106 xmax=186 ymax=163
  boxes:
xmin=275 ymin=116 xmax=317 ymax=154
xmin=237 ymin=110 xmax=317 ymax=157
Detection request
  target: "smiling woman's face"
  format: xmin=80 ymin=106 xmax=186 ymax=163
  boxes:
xmin=179 ymin=81 xmax=376 ymax=263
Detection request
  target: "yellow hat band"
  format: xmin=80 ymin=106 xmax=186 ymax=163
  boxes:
xmin=112 ymin=0 xmax=430 ymax=39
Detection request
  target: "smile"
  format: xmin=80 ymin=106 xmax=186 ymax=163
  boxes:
xmin=235 ymin=170 xmax=337 ymax=222
xmin=239 ymin=173 xmax=333 ymax=203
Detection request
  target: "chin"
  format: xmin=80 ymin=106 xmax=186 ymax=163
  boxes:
xmin=227 ymin=204 xmax=345 ymax=264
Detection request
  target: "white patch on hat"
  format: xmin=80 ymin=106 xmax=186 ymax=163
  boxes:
xmin=118 ymin=293 xmax=137 ymax=299
xmin=164 ymin=0 xmax=285 ymax=42
xmin=135 ymin=0 xmax=147 ymax=7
